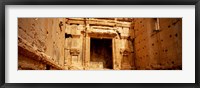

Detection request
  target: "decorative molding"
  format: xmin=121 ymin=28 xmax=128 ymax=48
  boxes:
xmin=87 ymin=29 xmax=117 ymax=38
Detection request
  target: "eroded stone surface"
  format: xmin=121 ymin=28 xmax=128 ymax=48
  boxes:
xmin=18 ymin=18 xmax=182 ymax=70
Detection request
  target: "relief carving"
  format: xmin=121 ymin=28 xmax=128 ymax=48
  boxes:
xmin=70 ymin=48 xmax=80 ymax=56
xmin=120 ymin=49 xmax=129 ymax=56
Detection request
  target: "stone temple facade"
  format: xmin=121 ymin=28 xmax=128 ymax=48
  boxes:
xmin=18 ymin=18 xmax=182 ymax=70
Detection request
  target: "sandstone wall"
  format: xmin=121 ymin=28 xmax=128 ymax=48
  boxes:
xmin=133 ymin=18 xmax=182 ymax=70
xmin=18 ymin=18 xmax=65 ymax=70
xmin=18 ymin=18 xmax=182 ymax=70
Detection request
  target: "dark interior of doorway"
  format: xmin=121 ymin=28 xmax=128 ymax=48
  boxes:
xmin=90 ymin=38 xmax=113 ymax=69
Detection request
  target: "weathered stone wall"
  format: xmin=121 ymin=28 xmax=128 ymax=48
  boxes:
xmin=64 ymin=18 xmax=134 ymax=70
xmin=133 ymin=18 xmax=182 ymax=70
xmin=18 ymin=18 xmax=182 ymax=70
xmin=18 ymin=18 xmax=65 ymax=70
xmin=64 ymin=19 xmax=84 ymax=70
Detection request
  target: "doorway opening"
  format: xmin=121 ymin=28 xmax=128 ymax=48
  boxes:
xmin=90 ymin=38 xmax=113 ymax=69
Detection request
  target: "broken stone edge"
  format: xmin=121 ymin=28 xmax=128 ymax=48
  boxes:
xmin=18 ymin=36 xmax=65 ymax=70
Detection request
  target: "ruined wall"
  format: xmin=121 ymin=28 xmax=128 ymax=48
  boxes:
xmin=114 ymin=33 xmax=134 ymax=70
xmin=64 ymin=22 xmax=84 ymax=70
xmin=64 ymin=18 xmax=135 ymax=70
xmin=18 ymin=18 xmax=181 ymax=70
xmin=18 ymin=18 xmax=65 ymax=70
xmin=88 ymin=18 xmax=134 ymax=70
xmin=133 ymin=18 xmax=182 ymax=70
